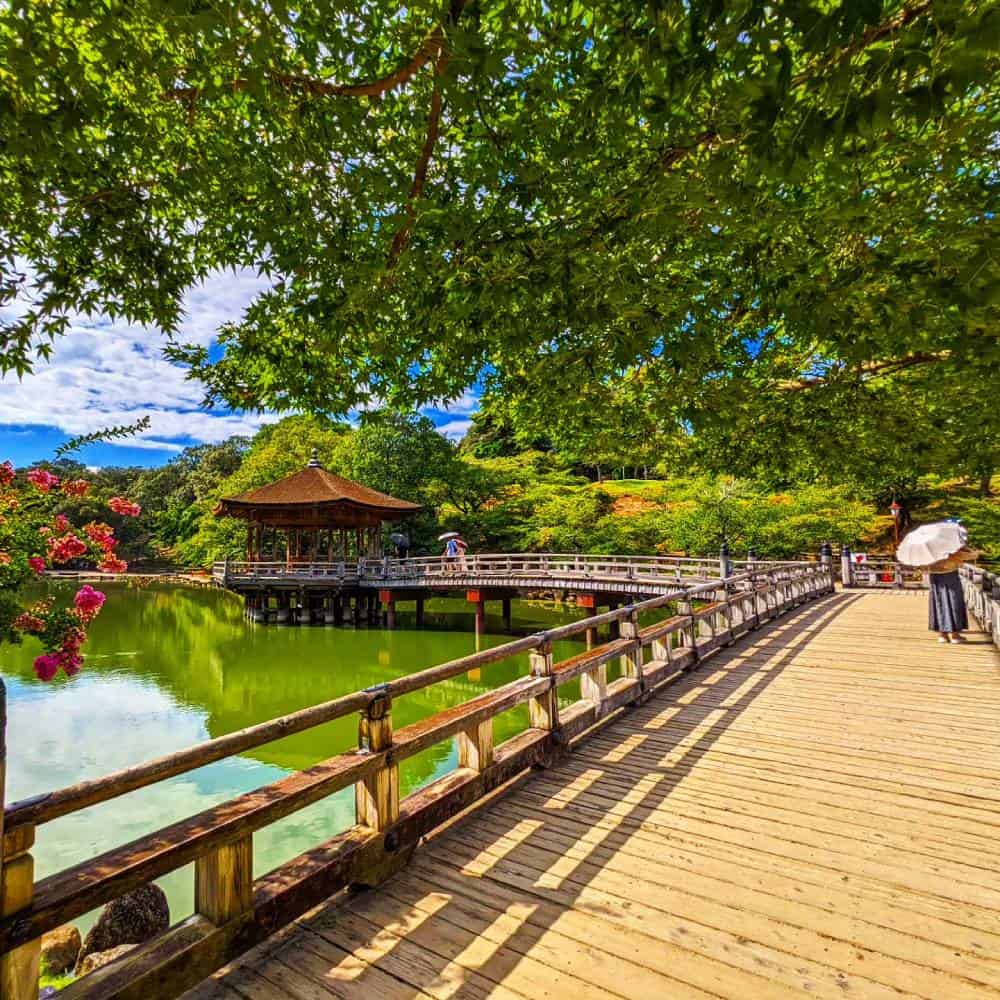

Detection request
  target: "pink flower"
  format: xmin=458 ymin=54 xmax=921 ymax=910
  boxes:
xmin=0 ymin=461 xmax=14 ymax=487
xmin=83 ymin=521 xmax=117 ymax=551
xmin=27 ymin=469 xmax=60 ymax=493
xmin=73 ymin=585 xmax=106 ymax=621
xmin=12 ymin=613 xmax=44 ymax=633
xmin=28 ymin=557 xmax=46 ymax=574
xmin=48 ymin=533 xmax=88 ymax=564
xmin=61 ymin=654 xmax=83 ymax=677
xmin=62 ymin=479 xmax=90 ymax=497
xmin=33 ymin=654 xmax=61 ymax=682
xmin=53 ymin=514 xmax=71 ymax=533
xmin=98 ymin=555 xmax=128 ymax=574
xmin=0 ymin=551 xmax=10 ymax=566
xmin=108 ymin=496 xmax=142 ymax=517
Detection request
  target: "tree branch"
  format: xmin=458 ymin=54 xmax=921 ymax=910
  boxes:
xmin=385 ymin=65 xmax=447 ymax=267
xmin=779 ymin=351 xmax=948 ymax=391
xmin=164 ymin=0 xmax=467 ymax=104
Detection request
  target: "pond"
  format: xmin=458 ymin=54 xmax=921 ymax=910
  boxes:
xmin=0 ymin=581 xmax=590 ymax=931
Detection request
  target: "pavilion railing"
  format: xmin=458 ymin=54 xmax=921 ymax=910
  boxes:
xmin=211 ymin=552 xmax=806 ymax=589
xmin=0 ymin=562 xmax=834 ymax=1000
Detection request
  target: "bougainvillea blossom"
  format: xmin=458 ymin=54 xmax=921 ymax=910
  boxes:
xmin=26 ymin=469 xmax=60 ymax=493
xmin=62 ymin=479 xmax=90 ymax=497
xmin=2 ymin=460 xmax=119 ymax=681
xmin=108 ymin=496 xmax=142 ymax=517
xmin=48 ymin=533 xmax=88 ymax=563
xmin=73 ymin=585 xmax=106 ymax=621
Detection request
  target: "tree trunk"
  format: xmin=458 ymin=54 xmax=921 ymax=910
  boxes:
xmin=981 ymin=469 xmax=994 ymax=497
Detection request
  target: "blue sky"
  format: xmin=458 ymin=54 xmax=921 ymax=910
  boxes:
xmin=0 ymin=269 xmax=478 ymax=469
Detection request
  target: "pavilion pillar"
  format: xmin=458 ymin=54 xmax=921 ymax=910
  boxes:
xmin=608 ymin=600 xmax=620 ymax=639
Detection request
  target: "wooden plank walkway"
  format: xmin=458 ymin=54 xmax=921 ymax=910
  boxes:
xmin=188 ymin=591 xmax=1000 ymax=1000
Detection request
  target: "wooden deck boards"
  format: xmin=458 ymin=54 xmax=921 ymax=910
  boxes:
xmin=187 ymin=591 xmax=1000 ymax=1000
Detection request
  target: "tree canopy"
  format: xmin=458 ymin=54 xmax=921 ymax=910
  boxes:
xmin=2 ymin=1 xmax=997 ymax=447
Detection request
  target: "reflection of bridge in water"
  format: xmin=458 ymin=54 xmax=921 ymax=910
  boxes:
xmin=2 ymin=562 xmax=999 ymax=1000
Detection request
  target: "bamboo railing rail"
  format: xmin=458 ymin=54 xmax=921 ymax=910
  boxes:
xmin=0 ymin=562 xmax=835 ymax=1000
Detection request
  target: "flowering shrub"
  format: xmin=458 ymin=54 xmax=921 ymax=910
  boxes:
xmin=108 ymin=496 xmax=142 ymax=517
xmin=0 ymin=461 xmax=141 ymax=681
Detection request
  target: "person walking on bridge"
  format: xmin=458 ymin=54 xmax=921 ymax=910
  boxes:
xmin=897 ymin=520 xmax=976 ymax=644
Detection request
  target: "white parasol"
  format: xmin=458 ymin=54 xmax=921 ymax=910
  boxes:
xmin=896 ymin=521 xmax=967 ymax=568
xmin=438 ymin=531 xmax=461 ymax=541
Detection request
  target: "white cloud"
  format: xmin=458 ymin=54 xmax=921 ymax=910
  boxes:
xmin=430 ymin=389 xmax=480 ymax=415
xmin=0 ymin=269 xmax=278 ymax=451
xmin=0 ymin=267 xmax=481 ymax=455
xmin=436 ymin=419 xmax=473 ymax=440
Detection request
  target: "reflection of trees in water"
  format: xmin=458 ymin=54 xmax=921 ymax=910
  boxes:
xmin=5 ymin=584 xmax=579 ymax=780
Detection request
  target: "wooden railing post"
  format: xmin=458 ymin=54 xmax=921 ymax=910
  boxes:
xmin=457 ymin=719 xmax=494 ymax=772
xmin=678 ymin=597 xmax=699 ymax=660
xmin=528 ymin=644 xmax=558 ymax=731
xmin=356 ymin=686 xmax=398 ymax=832
xmin=618 ymin=611 xmax=644 ymax=686
xmin=841 ymin=544 xmax=853 ymax=587
xmin=0 ymin=681 xmax=40 ymax=1000
xmin=819 ymin=542 xmax=833 ymax=594
xmin=195 ymin=835 xmax=253 ymax=925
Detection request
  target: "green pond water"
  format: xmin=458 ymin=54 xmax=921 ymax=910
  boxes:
xmin=0 ymin=581 xmax=591 ymax=930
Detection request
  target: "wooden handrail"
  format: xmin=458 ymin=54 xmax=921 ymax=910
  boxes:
xmin=0 ymin=561 xmax=836 ymax=1000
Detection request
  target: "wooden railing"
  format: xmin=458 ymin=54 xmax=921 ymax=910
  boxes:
xmin=961 ymin=564 xmax=1000 ymax=648
xmin=212 ymin=552 xmax=805 ymax=590
xmin=0 ymin=562 xmax=834 ymax=999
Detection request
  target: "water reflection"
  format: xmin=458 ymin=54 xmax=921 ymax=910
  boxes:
xmin=0 ymin=582 xmax=583 ymax=926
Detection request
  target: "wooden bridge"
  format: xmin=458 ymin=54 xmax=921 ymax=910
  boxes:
xmin=211 ymin=552 xmax=803 ymax=629
xmin=1 ymin=561 xmax=998 ymax=999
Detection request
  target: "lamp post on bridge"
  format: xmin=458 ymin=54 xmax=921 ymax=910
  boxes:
xmin=890 ymin=499 xmax=903 ymax=548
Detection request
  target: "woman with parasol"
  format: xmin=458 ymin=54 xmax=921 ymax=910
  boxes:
xmin=439 ymin=531 xmax=468 ymax=572
xmin=897 ymin=521 xmax=977 ymax=644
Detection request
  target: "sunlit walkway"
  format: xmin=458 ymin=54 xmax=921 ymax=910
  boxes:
xmin=189 ymin=591 xmax=1000 ymax=999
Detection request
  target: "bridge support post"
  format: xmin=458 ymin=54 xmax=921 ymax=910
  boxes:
xmin=415 ymin=596 xmax=425 ymax=627
xmin=0 ymin=684 xmax=40 ymax=1000
xmin=577 ymin=594 xmax=597 ymax=649
xmin=467 ymin=591 xmax=486 ymax=644
xmin=357 ymin=687 xmax=398 ymax=832
xmin=380 ymin=590 xmax=396 ymax=629
xmin=528 ymin=644 xmax=559 ymax=734
xmin=608 ymin=601 xmax=620 ymax=640
xmin=502 ymin=597 xmax=512 ymax=633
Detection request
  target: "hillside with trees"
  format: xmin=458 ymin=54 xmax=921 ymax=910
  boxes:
xmin=23 ymin=406 xmax=999 ymax=570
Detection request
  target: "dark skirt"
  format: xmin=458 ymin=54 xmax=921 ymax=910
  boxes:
xmin=928 ymin=571 xmax=968 ymax=633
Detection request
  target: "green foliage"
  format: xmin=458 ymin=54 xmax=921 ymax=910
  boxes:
xmin=1 ymin=0 xmax=996 ymax=471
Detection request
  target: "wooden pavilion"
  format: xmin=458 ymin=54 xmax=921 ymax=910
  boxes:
xmin=215 ymin=450 xmax=421 ymax=563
